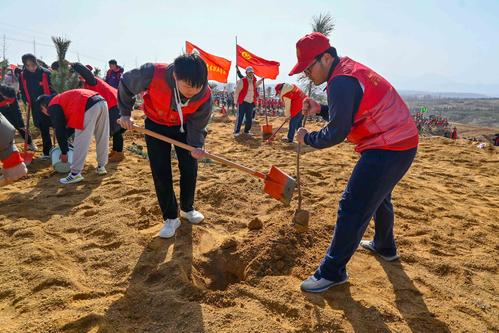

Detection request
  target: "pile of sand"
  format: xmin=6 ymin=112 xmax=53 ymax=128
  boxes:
xmin=0 ymin=114 xmax=497 ymax=332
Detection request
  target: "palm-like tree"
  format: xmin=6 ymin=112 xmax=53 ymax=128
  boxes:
xmin=51 ymin=36 xmax=80 ymax=93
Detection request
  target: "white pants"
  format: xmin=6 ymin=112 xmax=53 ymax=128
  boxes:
xmin=71 ymin=101 xmax=109 ymax=174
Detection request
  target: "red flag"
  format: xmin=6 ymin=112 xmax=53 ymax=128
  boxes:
xmin=186 ymin=41 xmax=231 ymax=83
xmin=236 ymin=44 xmax=280 ymax=79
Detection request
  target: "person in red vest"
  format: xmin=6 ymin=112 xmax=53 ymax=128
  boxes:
xmin=0 ymin=113 xmax=28 ymax=184
xmin=0 ymin=84 xmax=34 ymax=149
xmin=233 ymin=66 xmax=263 ymax=136
xmin=19 ymin=53 xmax=55 ymax=158
xmin=451 ymin=126 xmax=458 ymax=140
xmin=275 ymin=83 xmax=307 ymax=143
xmin=69 ymin=62 xmax=126 ymax=163
xmin=118 ymin=53 xmax=212 ymax=239
xmin=37 ymin=89 xmax=109 ymax=184
xmin=290 ymin=32 xmax=419 ymax=293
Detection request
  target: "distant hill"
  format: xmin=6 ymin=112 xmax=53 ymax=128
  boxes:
xmin=404 ymin=97 xmax=499 ymax=128
xmin=399 ymin=90 xmax=490 ymax=99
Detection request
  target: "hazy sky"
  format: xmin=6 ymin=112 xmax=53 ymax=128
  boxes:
xmin=1 ymin=0 xmax=498 ymax=95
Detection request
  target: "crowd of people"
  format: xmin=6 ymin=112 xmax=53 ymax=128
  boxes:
xmin=413 ymin=111 xmax=458 ymax=139
xmin=5 ymin=31 xmax=469 ymax=295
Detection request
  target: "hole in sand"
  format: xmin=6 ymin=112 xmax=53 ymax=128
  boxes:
xmin=195 ymin=243 xmax=247 ymax=291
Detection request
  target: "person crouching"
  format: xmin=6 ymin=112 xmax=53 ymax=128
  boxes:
xmin=37 ymin=89 xmax=109 ymax=184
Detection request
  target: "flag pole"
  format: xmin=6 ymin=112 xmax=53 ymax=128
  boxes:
xmin=234 ymin=35 xmax=238 ymax=116
xmin=235 ymin=35 xmax=238 ymax=88
xmin=262 ymin=78 xmax=268 ymax=126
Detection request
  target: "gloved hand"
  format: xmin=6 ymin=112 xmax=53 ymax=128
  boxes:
xmin=2 ymin=162 xmax=27 ymax=183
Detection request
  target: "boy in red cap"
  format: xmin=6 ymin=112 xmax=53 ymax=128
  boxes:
xmin=290 ymin=32 xmax=419 ymax=292
xmin=274 ymin=83 xmax=307 ymax=142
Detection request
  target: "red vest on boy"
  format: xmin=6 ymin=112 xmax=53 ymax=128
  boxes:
xmin=142 ymin=64 xmax=211 ymax=127
xmin=328 ymin=57 xmax=418 ymax=153
xmin=20 ymin=71 xmax=51 ymax=106
xmin=282 ymin=84 xmax=307 ymax=118
xmin=84 ymin=77 xmax=117 ymax=109
xmin=237 ymin=77 xmax=259 ymax=105
xmin=0 ymin=98 xmax=16 ymax=108
xmin=48 ymin=89 xmax=99 ymax=130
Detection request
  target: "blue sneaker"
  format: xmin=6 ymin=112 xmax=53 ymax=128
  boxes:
xmin=300 ymin=274 xmax=349 ymax=293
xmin=359 ymin=240 xmax=399 ymax=262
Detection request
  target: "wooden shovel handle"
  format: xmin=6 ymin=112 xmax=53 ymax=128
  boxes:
xmin=130 ymin=124 xmax=266 ymax=180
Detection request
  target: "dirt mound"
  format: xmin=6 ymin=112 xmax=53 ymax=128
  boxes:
xmin=0 ymin=115 xmax=498 ymax=332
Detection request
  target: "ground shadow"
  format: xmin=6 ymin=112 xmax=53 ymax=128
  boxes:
xmin=62 ymin=223 xmax=206 ymax=333
xmin=304 ymin=283 xmax=392 ymax=333
xmin=376 ymin=258 xmax=450 ymax=332
xmin=0 ymin=162 xmax=110 ymax=222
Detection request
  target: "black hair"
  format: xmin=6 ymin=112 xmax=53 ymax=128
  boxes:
xmin=36 ymin=94 xmax=56 ymax=108
xmin=51 ymin=61 xmax=60 ymax=71
xmin=108 ymin=59 xmax=117 ymax=65
xmin=173 ymin=53 xmax=208 ymax=88
xmin=316 ymin=47 xmax=338 ymax=61
xmin=21 ymin=53 xmax=37 ymax=65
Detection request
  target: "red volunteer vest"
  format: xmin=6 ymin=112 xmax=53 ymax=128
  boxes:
xmin=49 ymin=89 xmax=99 ymax=130
xmin=282 ymin=84 xmax=307 ymax=118
xmin=20 ymin=71 xmax=51 ymax=106
xmin=0 ymin=98 xmax=16 ymax=108
xmin=237 ymin=77 xmax=259 ymax=105
xmin=142 ymin=64 xmax=211 ymax=127
xmin=329 ymin=57 xmax=418 ymax=153
xmin=84 ymin=77 xmax=117 ymax=109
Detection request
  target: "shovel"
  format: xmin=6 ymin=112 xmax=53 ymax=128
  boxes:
xmin=292 ymin=115 xmax=310 ymax=231
xmin=22 ymin=105 xmax=34 ymax=165
xmin=126 ymin=123 xmax=296 ymax=205
xmin=265 ymin=117 xmax=289 ymax=143
xmin=260 ymin=79 xmax=273 ymax=140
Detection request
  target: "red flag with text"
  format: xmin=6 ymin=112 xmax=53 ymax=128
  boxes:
xmin=186 ymin=41 xmax=231 ymax=83
xmin=236 ymin=44 xmax=280 ymax=79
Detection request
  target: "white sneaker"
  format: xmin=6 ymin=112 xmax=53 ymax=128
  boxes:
xmin=233 ymin=132 xmax=241 ymax=137
xmin=60 ymin=173 xmax=84 ymax=184
xmin=28 ymin=142 xmax=38 ymax=151
xmin=159 ymin=218 xmax=181 ymax=238
xmin=359 ymin=240 xmax=400 ymax=262
xmin=96 ymin=166 xmax=107 ymax=175
xmin=300 ymin=275 xmax=349 ymax=293
xmin=180 ymin=209 xmax=204 ymax=224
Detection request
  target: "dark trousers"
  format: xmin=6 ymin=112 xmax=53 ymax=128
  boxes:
xmin=145 ymin=118 xmax=198 ymax=220
xmin=234 ymin=102 xmax=254 ymax=134
xmin=287 ymin=112 xmax=303 ymax=142
xmin=112 ymin=128 xmax=126 ymax=152
xmin=316 ymin=148 xmax=417 ymax=281
xmin=32 ymin=107 xmax=52 ymax=155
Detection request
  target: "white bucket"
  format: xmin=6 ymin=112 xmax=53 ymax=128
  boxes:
xmin=50 ymin=146 xmax=74 ymax=173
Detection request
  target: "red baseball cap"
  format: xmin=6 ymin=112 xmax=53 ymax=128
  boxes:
xmin=288 ymin=32 xmax=331 ymax=76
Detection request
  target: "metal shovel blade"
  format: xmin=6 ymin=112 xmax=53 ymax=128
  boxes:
xmin=262 ymin=165 xmax=296 ymax=205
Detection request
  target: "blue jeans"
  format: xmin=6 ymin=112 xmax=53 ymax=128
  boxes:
xmin=316 ymin=148 xmax=417 ymax=281
xmin=234 ymin=102 xmax=254 ymax=134
xmin=287 ymin=112 xmax=303 ymax=142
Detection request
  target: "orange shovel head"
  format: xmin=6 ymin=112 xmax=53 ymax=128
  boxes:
xmin=262 ymin=165 xmax=295 ymax=205
xmin=262 ymin=124 xmax=273 ymax=140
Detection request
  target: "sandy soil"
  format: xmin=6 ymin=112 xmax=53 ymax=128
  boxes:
xmin=0 ymin=113 xmax=498 ymax=333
